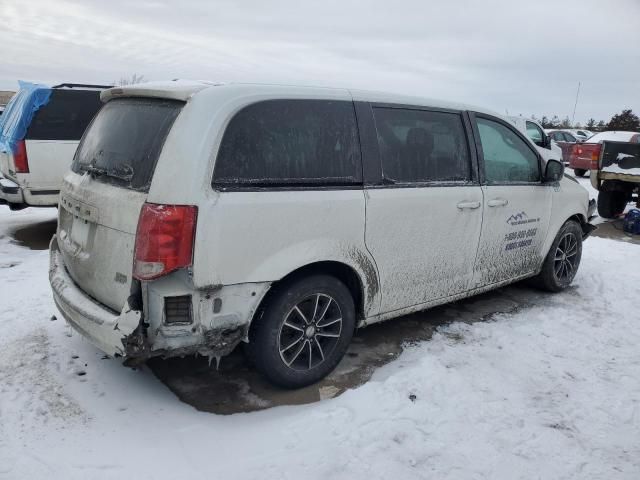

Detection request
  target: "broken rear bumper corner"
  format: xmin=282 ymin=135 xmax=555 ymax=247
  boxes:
xmin=49 ymin=235 xmax=142 ymax=357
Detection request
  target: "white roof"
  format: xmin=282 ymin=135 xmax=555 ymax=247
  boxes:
xmin=101 ymin=80 xmax=223 ymax=102
xmin=101 ymin=80 xmax=503 ymax=117
xmin=586 ymin=131 xmax=638 ymax=143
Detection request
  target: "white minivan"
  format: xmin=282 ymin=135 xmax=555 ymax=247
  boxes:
xmin=50 ymin=81 xmax=595 ymax=388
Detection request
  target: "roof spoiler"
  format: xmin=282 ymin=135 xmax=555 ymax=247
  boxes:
xmin=52 ymin=83 xmax=114 ymax=90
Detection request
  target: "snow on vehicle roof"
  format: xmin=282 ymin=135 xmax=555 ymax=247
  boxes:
xmin=586 ymin=131 xmax=638 ymax=143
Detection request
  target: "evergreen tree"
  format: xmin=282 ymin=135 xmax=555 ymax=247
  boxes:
xmin=586 ymin=118 xmax=596 ymax=130
xmin=596 ymin=120 xmax=606 ymax=131
xmin=607 ymin=109 xmax=640 ymax=131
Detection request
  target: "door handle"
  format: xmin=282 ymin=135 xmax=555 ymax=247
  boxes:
xmin=487 ymin=198 xmax=509 ymax=207
xmin=456 ymin=201 xmax=481 ymax=210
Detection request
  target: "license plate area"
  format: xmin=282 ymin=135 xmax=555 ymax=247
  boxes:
xmin=60 ymin=194 xmax=99 ymax=250
xmin=70 ymin=217 xmax=91 ymax=249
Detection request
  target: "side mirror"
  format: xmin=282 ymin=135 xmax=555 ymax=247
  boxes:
xmin=544 ymin=159 xmax=564 ymax=183
xmin=543 ymin=134 xmax=553 ymax=149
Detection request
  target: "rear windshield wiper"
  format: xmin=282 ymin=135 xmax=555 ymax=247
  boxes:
xmin=85 ymin=165 xmax=108 ymax=177
xmin=84 ymin=163 xmax=133 ymax=182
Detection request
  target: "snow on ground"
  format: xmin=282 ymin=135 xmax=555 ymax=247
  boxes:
xmin=1 ymin=206 xmax=640 ymax=480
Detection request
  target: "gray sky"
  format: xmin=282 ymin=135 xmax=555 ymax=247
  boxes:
xmin=1 ymin=0 xmax=638 ymax=124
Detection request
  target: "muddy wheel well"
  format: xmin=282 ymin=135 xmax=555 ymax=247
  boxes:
xmin=568 ymin=213 xmax=593 ymax=238
xmin=251 ymin=261 xmax=365 ymax=329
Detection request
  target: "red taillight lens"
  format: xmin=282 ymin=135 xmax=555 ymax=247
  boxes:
xmin=590 ymin=144 xmax=602 ymax=170
xmin=14 ymin=140 xmax=29 ymax=173
xmin=133 ymin=203 xmax=198 ymax=280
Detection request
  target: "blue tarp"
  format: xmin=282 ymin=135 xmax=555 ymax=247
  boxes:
xmin=0 ymin=81 xmax=52 ymax=154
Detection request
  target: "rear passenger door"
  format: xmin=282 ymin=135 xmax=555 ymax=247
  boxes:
xmin=361 ymin=104 xmax=483 ymax=315
xmin=470 ymin=113 xmax=551 ymax=287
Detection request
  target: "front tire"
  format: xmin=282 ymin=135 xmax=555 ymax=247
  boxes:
xmin=246 ymin=275 xmax=355 ymax=389
xmin=531 ymin=220 xmax=582 ymax=292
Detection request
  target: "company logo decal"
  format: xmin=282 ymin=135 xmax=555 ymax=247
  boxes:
xmin=506 ymin=211 xmax=539 ymax=226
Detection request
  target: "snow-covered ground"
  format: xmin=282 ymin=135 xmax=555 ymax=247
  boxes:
xmin=1 ymin=205 xmax=640 ymax=480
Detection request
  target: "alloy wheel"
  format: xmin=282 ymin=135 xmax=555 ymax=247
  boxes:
xmin=278 ymin=293 xmax=343 ymax=371
xmin=554 ymin=232 xmax=579 ymax=282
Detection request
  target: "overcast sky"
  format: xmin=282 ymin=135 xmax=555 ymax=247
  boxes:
xmin=1 ymin=0 xmax=638 ymax=124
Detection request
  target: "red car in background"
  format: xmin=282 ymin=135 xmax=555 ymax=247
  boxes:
xmin=546 ymin=130 xmax=579 ymax=166
xmin=570 ymin=131 xmax=640 ymax=177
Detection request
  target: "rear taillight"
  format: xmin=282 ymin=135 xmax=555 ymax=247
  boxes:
xmin=590 ymin=144 xmax=602 ymax=170
xmin=133 ymin=203 xmax=198 ymax=280
xmin=14 ymin=140 xmax=29 ymax=173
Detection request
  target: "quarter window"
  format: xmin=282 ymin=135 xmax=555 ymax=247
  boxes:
xmin=476 ymin=117 xmax=540 ymax=184
xmin=372 ymin=107 xmax=471 ymax=183
xmin=213 ymin=100 xmax=361 ymax=186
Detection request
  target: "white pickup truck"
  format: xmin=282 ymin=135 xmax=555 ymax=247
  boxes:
xmin=0 ymin=82 xmax=108 ymax=210
xmin=508 ymin=116 xmax=563 ymax=164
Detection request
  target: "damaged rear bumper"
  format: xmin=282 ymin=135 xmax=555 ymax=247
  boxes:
xmin=50 ymin=234 xmax=272 ymax=361
xmin=49 ymin=235 xmax=141 ymax=357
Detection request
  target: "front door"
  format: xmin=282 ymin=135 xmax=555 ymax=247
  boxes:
xmin=363 ymin=105 xmax=483 ymax=315
xmin=471 ymin=114 xmax=552 ymax=287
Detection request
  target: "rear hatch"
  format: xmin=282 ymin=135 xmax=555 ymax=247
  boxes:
xmin=57 ymin=97 xmax=183 ymax=311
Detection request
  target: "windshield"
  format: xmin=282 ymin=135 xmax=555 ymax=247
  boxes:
xmin=72 ymin=97 xmax=183 ymax=191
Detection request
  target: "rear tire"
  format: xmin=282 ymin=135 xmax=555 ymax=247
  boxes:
xmin=573 ymin=168 xmax=587 ymax=177
xmin=531 ymin=220 xmax=582 ymax=292
xmin=597 ymin=190 xmax=627 ymax=218
xmin=246 ymin=274 xmax=355 ymax=389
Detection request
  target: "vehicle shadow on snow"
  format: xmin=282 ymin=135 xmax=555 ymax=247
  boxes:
xmin=148 ymin=282 xmax=544 ymax=415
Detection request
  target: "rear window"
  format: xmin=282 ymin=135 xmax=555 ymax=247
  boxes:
xmin=26 ymin=89 xmax=103 ymax=140
xmin=72 ymin=97 xmax=183 ymax=191
xmin=213 ymin=99 xmax=362 ymax=187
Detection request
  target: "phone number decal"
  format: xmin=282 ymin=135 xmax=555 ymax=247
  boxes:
xmin=504 ymin=228 xmax=537 ymax=251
